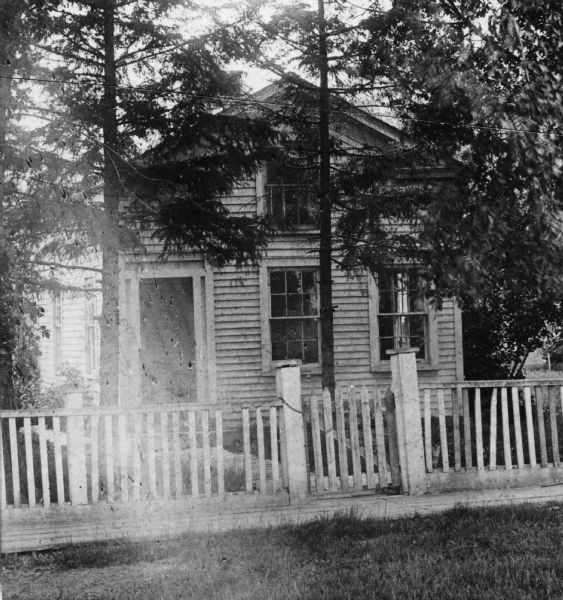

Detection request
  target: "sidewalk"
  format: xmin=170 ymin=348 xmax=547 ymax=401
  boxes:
xmin=3 ymin=484 xmax=563 ymax=554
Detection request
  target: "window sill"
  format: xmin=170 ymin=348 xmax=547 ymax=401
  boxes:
xmin=264 ymin=362 xmax=322 ymax=376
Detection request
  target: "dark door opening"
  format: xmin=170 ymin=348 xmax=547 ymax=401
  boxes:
xmin=139 ymin=277 xmax=196 ymax=403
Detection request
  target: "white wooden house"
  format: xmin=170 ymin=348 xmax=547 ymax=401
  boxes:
xmin=36 ymin=84 xmax=464 ymax=406
xmin=116 ymin=84 xmax=464 ymax=407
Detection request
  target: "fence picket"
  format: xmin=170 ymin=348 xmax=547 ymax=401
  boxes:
xmin=278 ymin=407 xmax=288 ymax=488
xmin=118 ymin=414 xmax=128 ymax=502
xmin=53 ymin=417 xmax=64 ymax=506
xmin=474 ymin=389 xmax=484 ymax=471
xmin=89 ymin=415 xmax=99 ymax=504
xmin=385 ymin=387 xmax=401 ymax=488
xmin=104 ymin=414 xmax=115 ymax=502
xmin=215 ymin=410 xmax=224 ymax=497
xmin=335 ymin=387 xmax=349 ymax=490
xmin=348 ymin=387 xmax=363 ymax=489
xmin=453 ymin=388 xmax=461 ymax=471
xmin=437 ymin=389 xmax=449 ymax=473
xmin=202 ymin=410 xmax=212 ymax=498
xmin=8 ymin=418 xmax=20 ymax=507
xmin=374 ymin=393 xmax=387 ymax=487
xmin=37 ymin=417 xmax=50 ymax=507
xmin=160 ymin=412 xmax=170 ymax=499
xmin=172 ymin=411 xmax=182 ymax=497
xmin=146 ymin=412 xmax=157 ymax=497
xmin=269 ymin=407 xmax=279 ymax=492
xmin=242 ymin=408 xmax=252 ymax=493
xmin=132 ymin=413 xmax=141 ymax=501
xmin=423 ymin=389 xmax=432 ymax=472
xmin=361 ymin=387 xmax=376 ymax=488
xmin=524 ymin=387 xmax=537 ymax=467
xmin=462 ymin=388 xmax=472 ymax=469
xmin=256 ymin=408 xmax=267 ymax=494
xmin=536 ymin=387 xmax=548 ymax=468
xmin=188 ymin=411 xmax=198 ymax=497
xmin=511 ymin=387 xmax=524 ymax=469
xmin=23 ymin=418 xmax=36 ymax=508
xmin=309 ymin=396 xmax=323 ymax=492
xmin=322 ymin=388 xmax=337 ymax=490
xmin=549 ymin=387 xmax=560 ymax=467
xmin=0 ymin=420 xmax=5 ymax=508
xmin=501 ymin=387 xmax=512 ymax=470
xmin=489 ymin=388 xmax=498 ymax=470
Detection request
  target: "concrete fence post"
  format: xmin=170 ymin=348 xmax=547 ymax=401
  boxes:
xmin=275 ymin=361 xmax=308 ymax=501
xmin=65 ymin=390 xmax=88 ymax=505
xmin=388 ymin=348 xmax=426 ymax=495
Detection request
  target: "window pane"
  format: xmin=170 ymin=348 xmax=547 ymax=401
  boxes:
xmin=302 ymin=271 xmax=315 ymax=293
xmin=272 ymin=342 xmax=287 ymax=361
xmin=379 ymin=337 xmax=395 ymax=359
xmin=302 ymin=293 xmax=318 ymax=316
xmin=286 ymin=271 xmax=301 ymax=293
xmin=286 ymin=319 xmax=302 ymax=341
xmin=286 ymin=341 xmax=302 ymax=361
xmin=378 ymin=315 xmax=394 ymax=338
xmin=303 ymin=341 xmax=319 ymax=364
xmin=271 ymin=294 xmax=286 ymax=318
xmin=302 ymin=319 xmax=318 ymax=339
xmin=379 ymin=290 xmax=393 ymax=313
xmin=271 ymin=320 xmax=286 ymax=342
xmin=286 ymin=294 xmax=303 ymax=316
xmin=270 ymin=271 xmax=285 ymax=294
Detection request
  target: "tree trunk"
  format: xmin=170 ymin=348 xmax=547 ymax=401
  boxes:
xmin=99 ymin=0 xmax=121 ymax=405
xmin=0 ymin=4 xmax=24 ymax=409
xmin=317 ymin=0 xmax=335 ymax=394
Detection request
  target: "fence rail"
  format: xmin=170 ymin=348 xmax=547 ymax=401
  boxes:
xmin=421 ymin=380 xmax=563 ymax=481
xmin=0 ymin=400 xmax=287 ymax=510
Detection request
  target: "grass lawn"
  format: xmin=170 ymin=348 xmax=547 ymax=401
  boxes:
xmin=2 ymin=502 xmax=563 ymax=599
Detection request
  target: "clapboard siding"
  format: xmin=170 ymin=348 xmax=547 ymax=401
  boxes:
xmin=211 ymin=239 xmax=461 ymax=405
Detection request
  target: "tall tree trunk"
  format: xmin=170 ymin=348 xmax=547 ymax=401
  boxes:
xmin=317 ymin=0 xmax=335 ymax=394
xmin=0 ymin=4 xmax=24 ymax=409
xmin=99 ymin=0 xmax=121 ymax=405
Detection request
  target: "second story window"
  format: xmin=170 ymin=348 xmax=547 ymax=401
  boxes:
xmin=265 ymin=162 xmax=317 ymax=227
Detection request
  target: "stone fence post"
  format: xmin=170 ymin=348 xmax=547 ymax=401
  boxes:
xmin=65 ymin=390 xmax=88 ymax=505
xmin=275 ymin=361 xmax=308 ymax=502
xmin=388 ymin=348 xmax=426 ymax=495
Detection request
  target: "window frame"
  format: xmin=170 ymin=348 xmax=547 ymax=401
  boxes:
xmin=258 ymin=164 xmax=319 ymax=231
xmin=259 ymin=259 xmax=321 ymax=375
xmin=368 ymin=270 xmax=438 ymax=371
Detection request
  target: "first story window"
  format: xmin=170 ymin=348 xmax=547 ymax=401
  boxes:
xmin=269 ymin=269 xmax=319 ymax=364
xmin=375 ymin=269 xmax=428 ymax=361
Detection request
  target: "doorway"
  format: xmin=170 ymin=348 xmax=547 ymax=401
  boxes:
xmin=139 ymin=277 xmax=196 ymax=403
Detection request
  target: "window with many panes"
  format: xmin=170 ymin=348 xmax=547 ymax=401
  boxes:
xmin=265 ymin=162 xmax=317 ymax=227
xmin=269 ymin=269 xmax=319 ymax=364
xmin=377 ymin=270 xmax=427 ymax=360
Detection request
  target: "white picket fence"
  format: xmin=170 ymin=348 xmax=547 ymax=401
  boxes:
xmin=304 ymin=386 xmax=400 ymax=494
xmin=0 ymin=401 xmax=288 ymax=510
xmin=420 ymin=380 xmax=563 ymax=488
